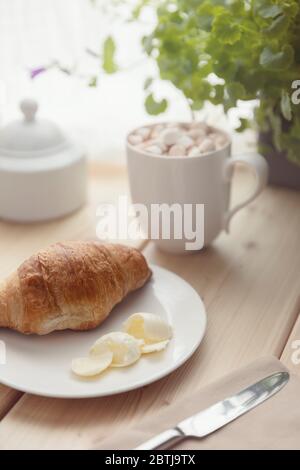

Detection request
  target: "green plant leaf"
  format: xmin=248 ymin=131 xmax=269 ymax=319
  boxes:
xmin=191 ymin=99 xmax=205 ymax=111
xmin=144 ymin=77 xmax=153 ymax=90
xmin=102 ymin=36 xmax=118 ymax=74
xmin=131 ymin=0 xmax=151 ymax=20
xmin=265 ymin=14 xmax=290 ymax=36
xmin=236 ymin=118 xmax=250 ymax=133
xmin=280 ymin=90 xmax=292 ymax=121
xmin=196 ymin=2 xmax=223 ymax=32
xmin=88 ymin=76 xmax=98 ymax=87
xmin=212 ymin=13 xmax=241 ymax=45
xmin=145 ymin=93 xmax=168 ymax=115
xmin=142 ymin=34 xmax=154 ymax=55
xmin=210 ymin=84 xmax=225 ymax=105
xmin=259 ymin=45 xmax=294 ymax=70
xmin=258 ymin=4 xmax=283 ymax=19
xmin=121 ymin=0 xmax=300 ymax=166
xmin=227 ymin=82 xmax=246 ymax=101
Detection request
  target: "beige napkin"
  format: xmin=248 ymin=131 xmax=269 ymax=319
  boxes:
xmin=97 ymin=357 xmax=300 ymax=450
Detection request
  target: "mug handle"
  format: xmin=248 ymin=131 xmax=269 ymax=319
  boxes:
xmin=223 ymin=153 xmax=269 ymax=233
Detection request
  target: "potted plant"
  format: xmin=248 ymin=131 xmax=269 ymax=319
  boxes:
xmin=33 ymin=0 xmax=300 ymax=188
xmin=101 ymin=0 xmax=300 ymax=189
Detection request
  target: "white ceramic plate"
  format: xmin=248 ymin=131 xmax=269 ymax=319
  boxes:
xmin=0 ymin=265 xmax=206 ymax=398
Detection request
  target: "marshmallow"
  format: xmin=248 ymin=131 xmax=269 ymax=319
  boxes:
xmin=198 ymin=138 xmax=216 ymax=154
xmin=128 ymin=134 xmax=144 ymax=145
xmin=136 ymin=127 xmax=151 ymax=140
xmin=196 ymin=136 xmax=205 ymax=146
xmin=145 ymin=145 xmax=163 ymax=155
xmin=177 ymin=135 xmax=194 ymax=149
xmin=128 ymin=122 xmax=226 ymax=157
xmin=215 ymin=135 xmax=228 ymax=149
xmin=188 ymin=146 xmax=201 ymax=157
xmin=161 ymin=129 xmax=182 ymax=146
xmin=142 ymin=138 xmax=166 ymax=151
xmin=166 ymin=122 xmax=181 ymax=128
xmin=151 ymin=124 xmax=165 ymax=138
xmin=150 ymin=139 xmax=168 ymax=152
xmin=187 ymin=128 xmax=207 ymax=140
xmin=168 ymin=144 xmax=186 ymax=156
xmin=208 ymin=132 xmax=228 ymax=148
xmin=190 ymin=122 xmax=209 ymax=132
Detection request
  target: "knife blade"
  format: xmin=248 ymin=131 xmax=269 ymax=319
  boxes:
xmin=135 ymin=371 xmax=289 ymax=450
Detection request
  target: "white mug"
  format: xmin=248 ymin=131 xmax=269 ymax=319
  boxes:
xmin=126 ymin=123 xmax=269 ymax=254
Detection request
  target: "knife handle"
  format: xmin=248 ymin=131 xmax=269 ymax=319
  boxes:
xmin=134 ymin=428 xmax=185 ymax=450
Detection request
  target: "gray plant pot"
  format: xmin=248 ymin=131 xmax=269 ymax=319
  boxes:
xmin=259 ymin=131 xmax=300 ymax=190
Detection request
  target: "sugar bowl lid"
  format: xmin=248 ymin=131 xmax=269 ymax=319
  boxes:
xmin=0 ymin=99 xmax=68 ymax=157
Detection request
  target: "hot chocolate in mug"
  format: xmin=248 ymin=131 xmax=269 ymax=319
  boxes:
xmin=126 ymin=123 xmax=268 ymax=254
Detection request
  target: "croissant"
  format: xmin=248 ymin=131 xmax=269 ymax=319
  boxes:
xmin=0 ymin=242 xmax=151 ymax=335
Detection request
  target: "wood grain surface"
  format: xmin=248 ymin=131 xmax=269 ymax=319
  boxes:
xmin=0 ymin=164 xmax=299 ymax=449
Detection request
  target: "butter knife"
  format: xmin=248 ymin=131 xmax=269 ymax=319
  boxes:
xmin=135 ymin=371 xmax=289 ymax=450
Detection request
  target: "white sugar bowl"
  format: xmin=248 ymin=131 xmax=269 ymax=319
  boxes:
xmin=0 ymin=99 xmax=87 ymax=222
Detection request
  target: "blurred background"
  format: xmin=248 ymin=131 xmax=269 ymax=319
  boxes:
xmin=0 ymin=0 xmax=253 ymax=163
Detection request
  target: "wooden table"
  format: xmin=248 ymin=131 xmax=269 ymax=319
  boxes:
xmin=0 ymin=162 xmax=299 ymax=449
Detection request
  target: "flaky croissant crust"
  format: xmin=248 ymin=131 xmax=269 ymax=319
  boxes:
xmin=0 ymin=242 xmax=151 ymax=335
